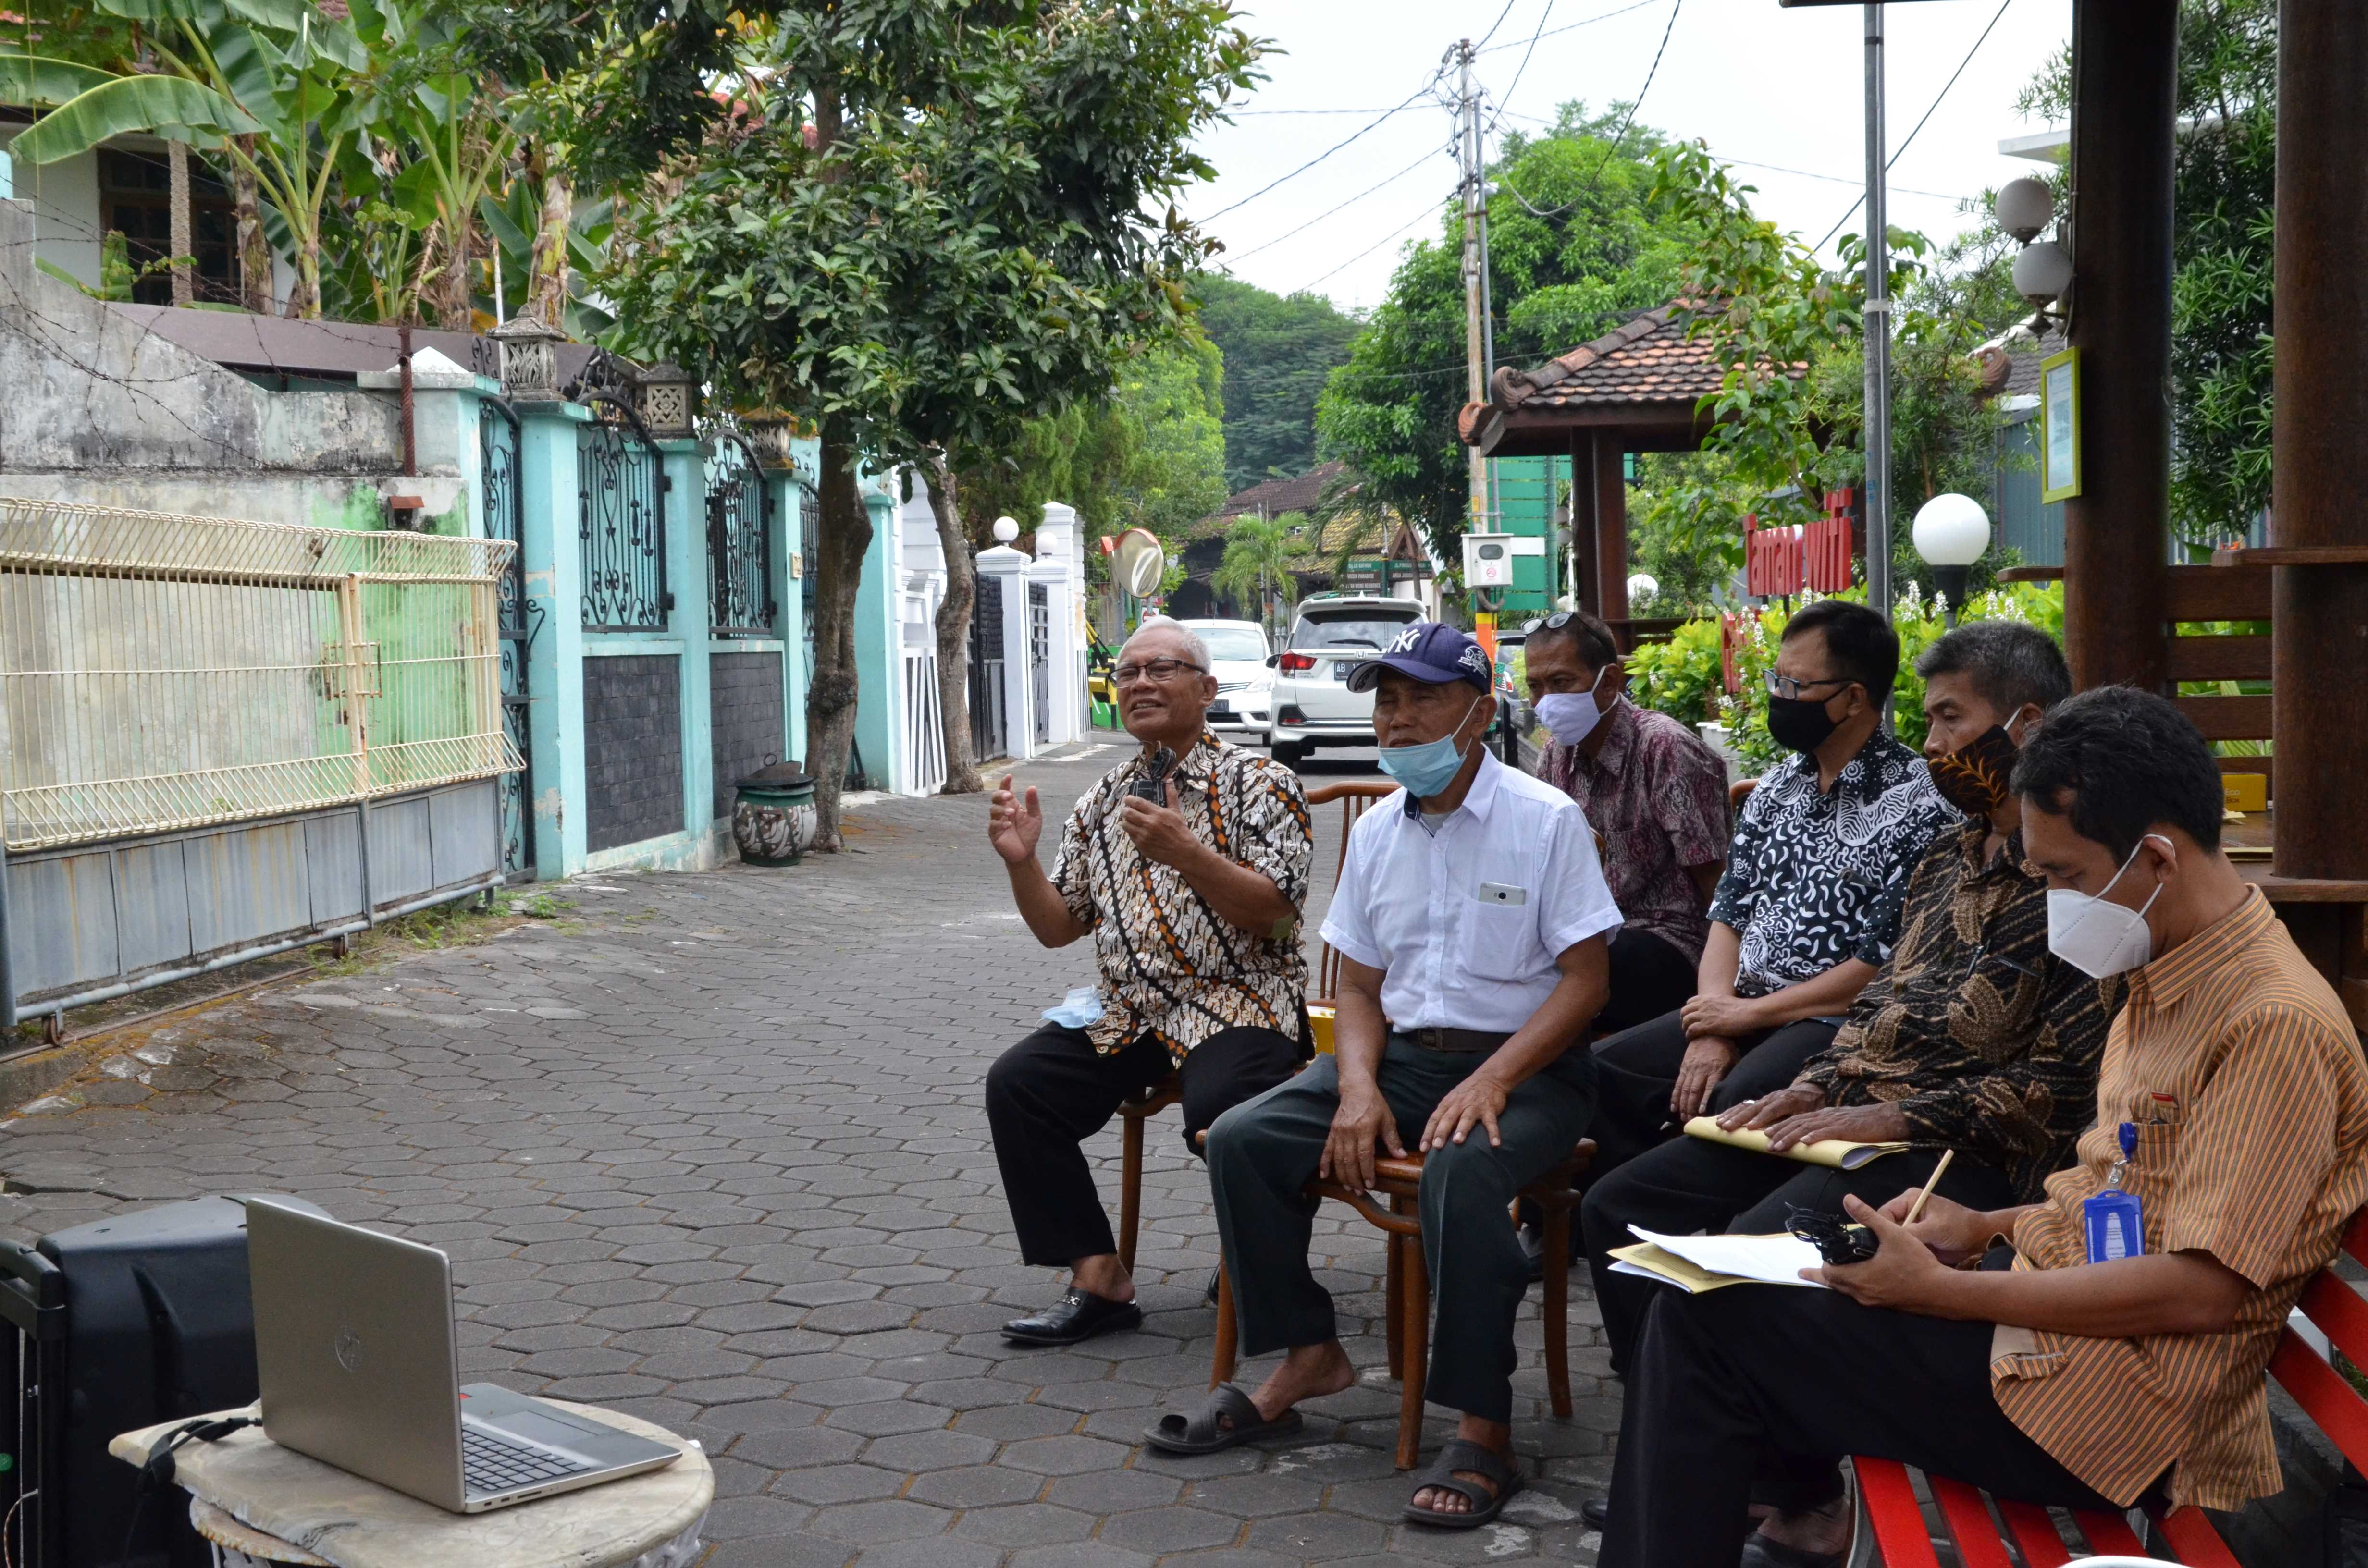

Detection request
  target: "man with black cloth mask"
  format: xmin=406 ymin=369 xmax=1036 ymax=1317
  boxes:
xmin=1583 ymin=599 xmax=1955 ymax=1178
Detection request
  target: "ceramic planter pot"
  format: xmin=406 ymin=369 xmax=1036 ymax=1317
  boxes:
xmin=733 ymin=760 xmax=816 ymax=866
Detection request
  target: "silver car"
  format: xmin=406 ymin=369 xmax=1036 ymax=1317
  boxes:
xmin=1262 ymin=595 xmax=1425 ymax=764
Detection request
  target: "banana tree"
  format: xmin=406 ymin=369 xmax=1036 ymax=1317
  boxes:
xmin=12 ymin=0 xmax=371 ymax=318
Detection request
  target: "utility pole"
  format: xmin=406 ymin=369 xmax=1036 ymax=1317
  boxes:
xmin=1862 ymin=2 xmax=1893 ymax=626
xmin=1458 ymin=37 xmax=1488 ymax=539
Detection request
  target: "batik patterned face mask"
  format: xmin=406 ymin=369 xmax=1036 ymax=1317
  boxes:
xmin=1928 ymin=719 xmax=2022 ymax=818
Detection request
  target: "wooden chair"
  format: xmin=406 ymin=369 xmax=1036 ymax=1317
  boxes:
xmin=1849 ymin=1207 xmax=2368 ymax=1566
xmin=1113 ymin=780 xmax=1395 ymax=1273
xmin=1208 ymin=1140 xmax=1595 ymax=1470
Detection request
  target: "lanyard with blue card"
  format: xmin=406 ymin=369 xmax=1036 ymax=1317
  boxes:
xmin=2084 ymin=1122 xmax=2144 ymax=1262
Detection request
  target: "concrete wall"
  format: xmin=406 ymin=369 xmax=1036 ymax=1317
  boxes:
xmin=0 ymin=199 xmax=401 ymax=493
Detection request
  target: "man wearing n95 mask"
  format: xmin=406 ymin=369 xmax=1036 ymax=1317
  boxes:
xmin=1176 ymin=622 xmax=1619 ymax=1530
xmin=1527 ymin=610 xmax=1732 ymax=1034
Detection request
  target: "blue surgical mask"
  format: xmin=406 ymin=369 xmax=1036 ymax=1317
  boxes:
xmin=1377 ymin=695 xmax=1483 ymax=799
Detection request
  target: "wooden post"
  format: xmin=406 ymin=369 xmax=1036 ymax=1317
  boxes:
xmin=2271 ymin=0 xmax=2368 ymax=882
xmin=1594 ymin=429 xmax=1630 ymax=629
xmin=1568 ymin=429 xmax=1601 ymax=616
xmin=2059 ymin=0 xmax=2177 ymax=693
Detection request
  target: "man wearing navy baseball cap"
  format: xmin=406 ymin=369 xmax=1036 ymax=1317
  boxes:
xmin=1154 ymin=622 xmax=1621 ymax=1530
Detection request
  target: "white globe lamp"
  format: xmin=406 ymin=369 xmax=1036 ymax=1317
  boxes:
xmin=1627 ymin=572 xmax=1660 ymax=605
xmin=992 ymin=515 xmax=1020 ymax=544
xmin=1994 ymin=177 xmax=2055 ymax=244
xmin=1911 ymin=493 xmax=1990 ymax=626
xmin=2013 ymin=240 xmax=2073 ymax=312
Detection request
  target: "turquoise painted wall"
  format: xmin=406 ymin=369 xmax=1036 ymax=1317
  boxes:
xmin=1491 ymin=455 xmax=1565 ymax=620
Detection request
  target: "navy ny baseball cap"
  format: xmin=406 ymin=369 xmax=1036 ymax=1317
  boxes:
xmin=1344 ymin=621 xmax=1494 ymax=694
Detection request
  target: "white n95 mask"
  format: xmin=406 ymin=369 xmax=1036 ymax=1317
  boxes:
xmin=2045 ymin=835 xmax=2170 ymax=979
xmin=1534 ymin=666 xmax=1613 ymax=748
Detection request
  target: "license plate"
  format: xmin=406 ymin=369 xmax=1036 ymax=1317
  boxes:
xmin=1332 ymin=658 xmax=1366 ymax=683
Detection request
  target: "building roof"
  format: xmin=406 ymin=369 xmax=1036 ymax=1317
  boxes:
xmin=1457 ymin=304 xmax=1738 ymax=458
xmin=1207 ymin=460 xmax=1349 ymax=522
xmin=99 ymin=305 xmax=598 ymax=385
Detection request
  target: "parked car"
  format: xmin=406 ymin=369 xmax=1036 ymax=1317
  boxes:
xmin=1181 ymin=618 xmax=1275 ymax=737
xmin=1262 ymin=594 xmax=1426 ymax=764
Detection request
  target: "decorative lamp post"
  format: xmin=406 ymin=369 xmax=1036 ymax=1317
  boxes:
xmin=489 ymin=314 xmax=567 ymax=402
xmin=636 ymin=361 xmax=698 ymax=440
xmin=1911 ymin=492 xmax=1991 ymax=628
xmin=743 ymin=414 xmax=800 ymax=471
xmin=993 ymin=515 xmax=1020 ymax=544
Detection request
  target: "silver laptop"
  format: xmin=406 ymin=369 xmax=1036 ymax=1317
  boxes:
xmin=246 ymin=1197 xmax=681 ymax=1512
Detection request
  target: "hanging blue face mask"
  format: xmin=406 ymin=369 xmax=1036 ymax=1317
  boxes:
xmin=1377 ymin=695 xmax=1482 ymax=799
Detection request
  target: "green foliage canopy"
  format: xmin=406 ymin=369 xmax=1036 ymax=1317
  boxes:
xmin=1189 ymin=273 xmax=1358 ymax=490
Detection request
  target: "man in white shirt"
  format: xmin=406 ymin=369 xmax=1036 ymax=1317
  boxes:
xmin=1151 ymin=623 xmax=1620 ymax=1531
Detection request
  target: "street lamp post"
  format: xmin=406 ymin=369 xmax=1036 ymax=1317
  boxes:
xmin=1911 ymin=492 xmax=1991 ymax=628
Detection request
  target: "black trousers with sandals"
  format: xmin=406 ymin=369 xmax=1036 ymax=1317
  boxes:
xmin=985 ymin=1022 xmax=1301 ymax=1267
xmin=1600 ymin=1258 xmax=2137 ymax=1568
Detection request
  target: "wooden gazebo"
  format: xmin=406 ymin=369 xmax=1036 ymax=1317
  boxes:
xmin=1459 ymin=303 xmax=1722 ymax=640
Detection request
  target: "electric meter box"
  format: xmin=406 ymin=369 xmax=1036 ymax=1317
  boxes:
xmin=1462 ymin=532 xmax=1517 ymax=588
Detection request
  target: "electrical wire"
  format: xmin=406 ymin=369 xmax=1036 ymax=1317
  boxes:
xmin=1475 ymin=0 xmax=1658 ymax=54
xmin=1486 ymin=0 xmax=1684 ymax=221
xmin=1198 ymin=68 xmax=1448 ymax=223
xmin=1474 ymin=0 xmax=1525 ymax=51
xmin=1288 ymin=198 xmax=1445 ymax=294
xmin=1492 ymin=0 xmax=1558 ymax=122
xmin=1222 ymin=143 xmax=1451 ymax=266
xmin=1813 ymin=0 xmax=2016 ymax=253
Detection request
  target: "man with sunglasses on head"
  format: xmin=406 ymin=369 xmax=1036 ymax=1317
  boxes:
xmin=1170 ymin=622 xmax=1620 ymax=1531
xmin=1583 ymin=599 xmax=1956 ymax=1178
xmin=984 ymin=617 xmax=1314 ymax=1347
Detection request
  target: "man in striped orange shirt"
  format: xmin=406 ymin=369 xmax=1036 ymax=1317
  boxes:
xmin=1597 ymin=687 xmax=2368 ymax=1568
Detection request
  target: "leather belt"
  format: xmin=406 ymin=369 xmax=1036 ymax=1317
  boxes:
xmin=1393 ymin=1027 xmax=1512 ymax=1054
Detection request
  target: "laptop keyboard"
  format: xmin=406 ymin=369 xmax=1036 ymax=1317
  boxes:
xmin=463 ymin=1424 xmax=593 ymax=1494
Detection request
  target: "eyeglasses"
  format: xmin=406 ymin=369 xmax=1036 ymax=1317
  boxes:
xmin=1112 ymin=657 xmax=1208 ymax=686
xmin=1764 ymin=671 xmax=1858 ymax=702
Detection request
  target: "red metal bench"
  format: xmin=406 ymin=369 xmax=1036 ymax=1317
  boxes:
xmin=1850 ymin=1209 xmax=2368 ymax=1564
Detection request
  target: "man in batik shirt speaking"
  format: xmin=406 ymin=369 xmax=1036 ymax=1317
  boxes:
xmin=983 ymin=618 xmax=1314 ymax=1346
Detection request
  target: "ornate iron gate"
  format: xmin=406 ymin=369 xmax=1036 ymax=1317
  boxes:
xmin=968 ymin=578 xmax=1007 ymax=761
xmin=1028 ymin=580 xmax=1051 ymax=746
xmin=481 ymin=393 xmax=537 ymax=878
xmin=577 ymin=387 xmax=670 ymax=632
xmin=705 ymin=426 xmax=775 ymax=636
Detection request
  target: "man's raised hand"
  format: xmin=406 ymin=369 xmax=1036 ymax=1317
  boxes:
xmin=988 ymin=773 xmax=1043 ymax=865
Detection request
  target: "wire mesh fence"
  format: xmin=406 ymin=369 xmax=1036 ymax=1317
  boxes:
xmin=0 ymin=497 xmax=521 ymax=852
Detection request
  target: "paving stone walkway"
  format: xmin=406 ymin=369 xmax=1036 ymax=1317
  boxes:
xmin=0 ymin=746 xmax=1617 ymax=1567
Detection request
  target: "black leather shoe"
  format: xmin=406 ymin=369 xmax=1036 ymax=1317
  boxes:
xmin=1523 ymin=1224 xmax=1580 ymax=1284
xmin=1581 ymin=1496 xmax=1610 ymax=1531
xmin=1738 ymin=1535 xmax=1844 ymax=1568
xmin=1002 ymin=1288 xmax=1144 ymax=1346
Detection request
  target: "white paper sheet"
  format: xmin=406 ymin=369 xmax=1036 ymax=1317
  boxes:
xmin=1626 ymin=1227 xmax=1831 ymax=1289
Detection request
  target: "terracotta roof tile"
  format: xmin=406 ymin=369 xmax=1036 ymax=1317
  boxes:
xmin=1487 ymin=305 xmax=1730 ymax=413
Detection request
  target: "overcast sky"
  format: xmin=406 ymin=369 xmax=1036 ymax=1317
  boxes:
xmin=1184 ymin=0 xmax=2070 ymax=316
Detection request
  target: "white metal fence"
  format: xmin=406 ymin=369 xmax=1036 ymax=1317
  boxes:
xmin=0 ymin=497 xmax=521 ymax=852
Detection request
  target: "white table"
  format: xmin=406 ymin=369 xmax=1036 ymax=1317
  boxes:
xmin=111 ymin=1403 xmax=711 ymax=1568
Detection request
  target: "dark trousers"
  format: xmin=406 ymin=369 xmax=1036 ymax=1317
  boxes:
xmin=986 ymin=1022 xmax=1301 ymax=1267
xmin=1205 ymin=1038 xmax=1597 ymax=1424
xmin=1596 ymin=927 xmax=1702 ymax=1036
xmin=1588 ymin=1009 xmax=1843 ymax=1176
xmin=1601 ymin=1267 xmax=2128 ymax=1568
xmin=1583 ymin=1132 xmax=2015 ymax=1374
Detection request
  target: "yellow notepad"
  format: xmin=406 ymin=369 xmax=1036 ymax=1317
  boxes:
xmin=1682 ymin=1115 xmax=1909 ymax=1170
xmin=1605 ymin=1242 xmax=1752 ymax=1295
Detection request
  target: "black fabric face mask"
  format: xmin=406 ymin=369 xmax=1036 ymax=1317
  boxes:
xmin=1765 ymin=692 xmax=1843 ymax=754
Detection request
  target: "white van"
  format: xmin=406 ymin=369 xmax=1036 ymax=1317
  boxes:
xmin=1180 ymin=619 xmax=1275 ymax=736
xmin=1261 ymin=595 xmax=1425 ymax=764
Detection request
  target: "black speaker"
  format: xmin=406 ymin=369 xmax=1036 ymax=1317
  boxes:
xmin=0 ymin=1195 xmax=326 ymax=1568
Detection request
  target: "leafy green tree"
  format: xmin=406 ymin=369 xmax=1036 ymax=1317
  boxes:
xmin=2017 ymin=0 xmax=2277 ymax=548
xmin=588 ymin=0 xmax=1259 ymax=834
xmin=1210 ymin=511 xmax=1304 ymax=637
xmin=1190 ymin=273 xmax=1357 ymax=489
xmin=1317 ymin=103 xmax=1693 ymax=562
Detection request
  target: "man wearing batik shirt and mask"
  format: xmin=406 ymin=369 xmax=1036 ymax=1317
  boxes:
xmin=984 ymin=618 xmax=1313 ymax=1347
xmin=1584 ymin=599 xmax=1955 ymax=1173
xmin=1595 ymin=686 xmax=2368 ymax=1568
xmin=1581 ymin=622 xmax=2121 ymax=1398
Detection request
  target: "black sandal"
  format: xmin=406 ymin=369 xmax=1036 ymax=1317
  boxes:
xmin=1401 ymin=1437 xmax=1524 ymax=1529
xmin=1143 ymin=1384 xmax=1304 ymax=1456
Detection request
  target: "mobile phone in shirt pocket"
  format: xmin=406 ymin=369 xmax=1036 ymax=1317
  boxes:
xmin=1467 ymin=885 xmax=1540 ymax=980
